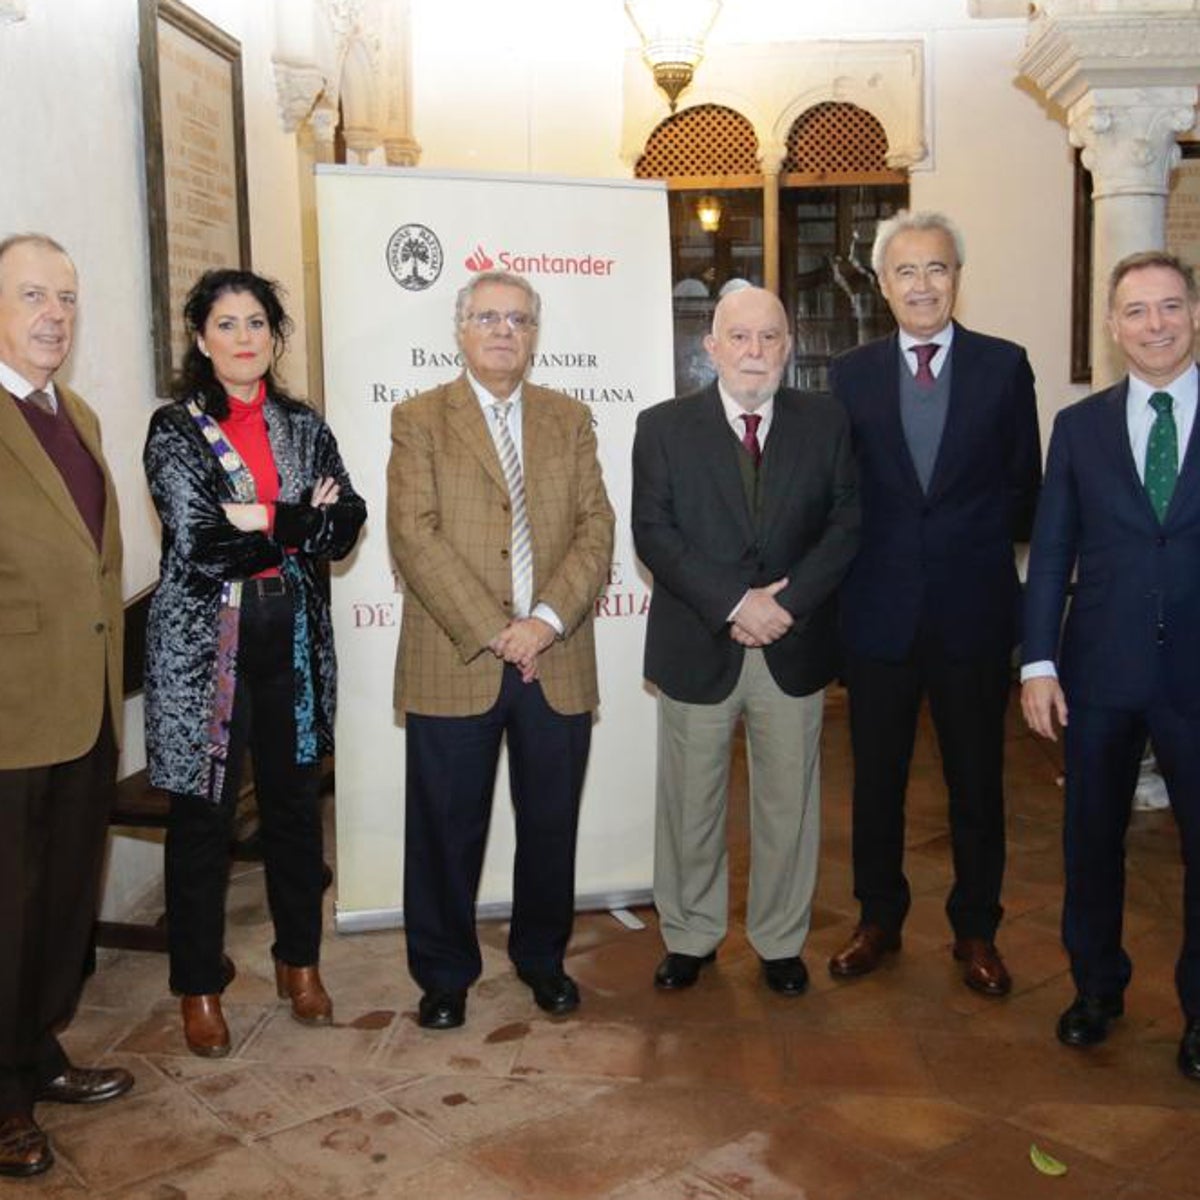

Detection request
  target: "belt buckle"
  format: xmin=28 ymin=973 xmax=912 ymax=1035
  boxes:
xmin=255 ymin=576 xmax=286 ymax=598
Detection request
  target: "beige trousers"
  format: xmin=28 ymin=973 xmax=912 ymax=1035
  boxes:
xmin=654 ymin=649 xmax=824 ymax=961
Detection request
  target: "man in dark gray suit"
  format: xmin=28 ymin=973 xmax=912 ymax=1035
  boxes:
xmin=633 ymin=286 xmax=860 ymax=996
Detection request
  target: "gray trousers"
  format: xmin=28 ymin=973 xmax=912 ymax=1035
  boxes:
xmin=654 ymin=649 xmax=824 ymax=961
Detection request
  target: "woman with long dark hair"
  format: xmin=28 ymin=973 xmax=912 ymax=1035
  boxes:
xmin=143 ymin=268 xmax=365 ymax=1057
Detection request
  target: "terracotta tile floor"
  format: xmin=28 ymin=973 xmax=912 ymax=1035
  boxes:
xmin=9 ymin=687 xmax=1200 ymax=1198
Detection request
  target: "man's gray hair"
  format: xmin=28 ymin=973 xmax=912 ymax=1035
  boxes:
xmin=871 ymin=210 xmax=965 ymax=277
xmin=0 ymin=232 xmax=72 ymax=289
xmin=454 ymin=270 xmax=542 ymax=328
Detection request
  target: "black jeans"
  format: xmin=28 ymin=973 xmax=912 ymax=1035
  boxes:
xmin=166 ymin=585 xmax=324 ymax=996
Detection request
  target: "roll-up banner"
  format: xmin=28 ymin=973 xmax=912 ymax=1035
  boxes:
xmin=315 ymin=166 xmax=673 ymax=931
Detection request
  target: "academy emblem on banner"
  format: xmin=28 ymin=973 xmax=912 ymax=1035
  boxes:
xmin=386 ymin=224 xmax=444 ymax=290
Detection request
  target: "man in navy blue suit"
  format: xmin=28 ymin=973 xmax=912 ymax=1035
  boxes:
xmin=1022 ymin=250 xmax=1200 ymax=1081
xmin=828 ymin=211 xmax=1042 ymax=996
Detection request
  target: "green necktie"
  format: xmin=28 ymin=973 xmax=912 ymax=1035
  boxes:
xmin=1145 ymin=391 xmax=1178 ymax=522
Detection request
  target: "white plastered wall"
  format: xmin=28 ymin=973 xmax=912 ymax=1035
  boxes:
xmin=1 ymin=0 xmax=1099 ymax=920
xmin=0 ymin=0 xmax=306 ymax=919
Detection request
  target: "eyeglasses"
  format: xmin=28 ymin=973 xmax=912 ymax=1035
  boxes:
xmin=466 ymin=309 xmax=537 ymax=331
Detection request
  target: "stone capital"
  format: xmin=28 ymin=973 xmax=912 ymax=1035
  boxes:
xmin=382 ymin=133 xmax=422 ymax=167
xmin=1019 ymin=7 xmax=1200 ymax=110
xmin=272 ymin=56 xmax=327 ymax=134
xmin=1069 ymin=87 xmax=1196 ymax=197
xmin=758 ymin=142 xmax=787 ymax=175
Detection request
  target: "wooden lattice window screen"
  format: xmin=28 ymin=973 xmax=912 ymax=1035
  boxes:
xmin=783 ymin=102 xmax=889 ymax=174
xmin=635 ymin=104 xmax=759 ymax=178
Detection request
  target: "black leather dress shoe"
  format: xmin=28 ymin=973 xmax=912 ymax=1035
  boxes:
xmin=1178 ymin=1018 xmax=1200 ymax=1082
xmin=417 ymin=990 xmax=466 ymax=1030
xmin=36 ymin=1066 xmax=134 ymax=1106
xmin=1056 ymin=993 xmax=1124 ymax=1047
xmin=0 ymin=1115 xmax=52 ymax=1178
xmin=517 ymin=969 xmax=580 ymax=1015
xmin=762 ymin=956 xmax=809 ymax=996
xmin=654 ymin=951 xmax=716 ymax=990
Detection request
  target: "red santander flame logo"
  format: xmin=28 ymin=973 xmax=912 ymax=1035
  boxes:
xmin=465 ymin=245 xmax=494 ymax=271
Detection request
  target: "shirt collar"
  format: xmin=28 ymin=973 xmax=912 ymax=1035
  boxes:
xmin=898 ymin=323 xmax=955 ymax=355
xmin=716 ymin=381 xmax=774 ymax=430
xmin=467 ymin=370 xmax=523 ymax=415
xmin=0 ymin=360 xmax=58 ymax=407
xmin=1127 ymin=363 xmax=1199 ymax=408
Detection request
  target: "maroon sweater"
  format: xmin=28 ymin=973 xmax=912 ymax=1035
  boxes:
xmin=19 ymin=396 xmax=106 ymax=550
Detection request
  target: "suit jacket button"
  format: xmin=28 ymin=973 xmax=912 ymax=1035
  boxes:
xmin=1158 ymin=535 xmax=1167 ymax=547
xmin=94 ymin=622 xmax=105 ymax=633
xmin=500 ymin=548 xmax=509 ymax=558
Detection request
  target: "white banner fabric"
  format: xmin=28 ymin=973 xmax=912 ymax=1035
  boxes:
xmin=316 ymin=166 xmax=672 ymax=931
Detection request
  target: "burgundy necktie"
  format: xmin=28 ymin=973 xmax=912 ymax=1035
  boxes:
xmin=740 ymin=412 xmax=762 ymax=467
xmin=911 ymin=342 xmax=939 ymax=389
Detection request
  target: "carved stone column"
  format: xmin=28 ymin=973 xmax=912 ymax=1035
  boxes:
xmin=1018 ymin=3 xmax=1200 ymax=385
xmin=1070 ymin=89 xmax=1195 ymax=383
xmin=380 ymin=0 xmax=421 ymax=167
xmin=759 ymin=143 xmax=785 ymax=297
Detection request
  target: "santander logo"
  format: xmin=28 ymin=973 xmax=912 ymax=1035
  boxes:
xmin=465 ymin=245 xmax=494 ymax=271
xmin=463 ymin=243 xmax=615 ymax=278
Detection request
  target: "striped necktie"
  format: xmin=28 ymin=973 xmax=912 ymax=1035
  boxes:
xmin=492 ymin=400 xmax=533 ymax=617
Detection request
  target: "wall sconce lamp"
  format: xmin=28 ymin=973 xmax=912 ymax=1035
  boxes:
xmin=625 ymin=0 xmax=721 ymax=113
xmin=696 ymin=195 xmax=722 ymax=233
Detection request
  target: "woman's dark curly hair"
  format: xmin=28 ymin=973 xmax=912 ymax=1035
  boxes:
xmin=172 ymin=268 xmax=295 ymax=419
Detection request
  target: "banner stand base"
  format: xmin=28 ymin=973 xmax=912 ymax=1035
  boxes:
xmin=334 ymin=888 xmax=654 ymax=935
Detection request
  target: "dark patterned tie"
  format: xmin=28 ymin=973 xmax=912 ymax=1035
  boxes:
xmin=25 ymin=389 xmax=54 ymax=415
xmin=911 ymin=343 xmax=939 ymax=389
xmin=492 ymin=400 xmax=533 ymax=617
xmin=1145 ymin=391 xmax=1178 ymax=522
xmin=740 ymin=412 xmax=762 ymax=467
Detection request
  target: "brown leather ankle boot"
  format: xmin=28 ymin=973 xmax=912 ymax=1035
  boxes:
xmin=180 ymin=994 xmax=230 ymax=1058
xmin=274 ymin=960 xmax=333 ymax=1026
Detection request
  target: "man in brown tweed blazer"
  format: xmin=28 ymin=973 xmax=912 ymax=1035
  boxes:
xmin=388 ymin=270 xmax=614 ymax=1029
xmin=0 ymin=234 xmax=132 ymax=1178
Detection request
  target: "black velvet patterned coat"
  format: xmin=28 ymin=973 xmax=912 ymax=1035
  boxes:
xmin=143 ymin=394 xmax=366 ymax=797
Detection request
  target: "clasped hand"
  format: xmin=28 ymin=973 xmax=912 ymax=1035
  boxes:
xmin=730 ymin=578 xmax=793 ymax=647
xmin=489 ymin=617 xmax=556 ymax=683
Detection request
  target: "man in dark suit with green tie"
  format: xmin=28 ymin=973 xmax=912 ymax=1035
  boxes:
xmin=1022 ymin=250 xmax=1200 ymax=1081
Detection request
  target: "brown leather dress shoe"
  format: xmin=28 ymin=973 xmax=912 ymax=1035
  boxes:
xmin=0 ymin=1114 xmax=53 ymax=1178
xmin=275 ymin=961 xmax=333 ymax=1025
xmin=953 ymin=938 xmax=1012 ymax=997
xmin=828 ymin=924 xmax=901 ymax=978
xmin=36 ymin=1066 xmax=134 ymax=1105
xmin=181 ymin=994 xmax=231 ymax=1057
